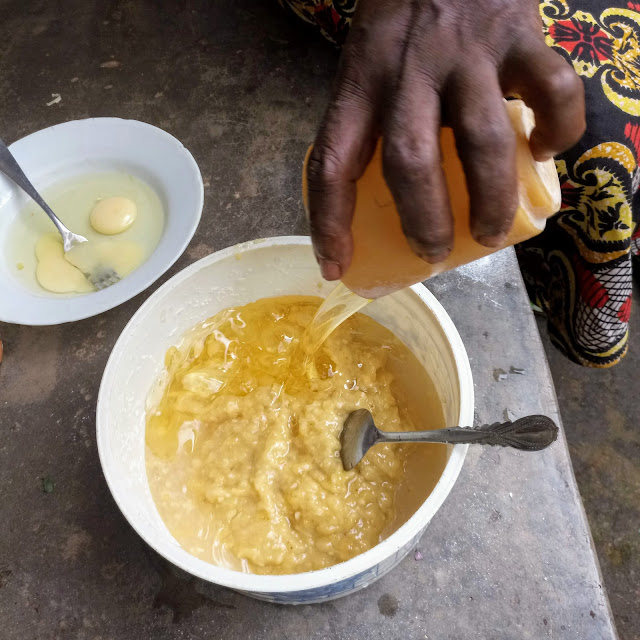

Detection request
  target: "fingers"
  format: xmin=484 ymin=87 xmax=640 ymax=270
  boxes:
xmin=502 ymin=40 xmax=585 ymax=161
xmin=448 ymin=60 xmax=518 ymax=246
xmin=307 ymin=1 xmax=412 ymax=281
xmin=309 ymin=0 xmax=585 ymax=277
xmin=382 ymin=74 xmax=453 ymax=263
xmin=306 ymin=63 xmax=378 ymax=280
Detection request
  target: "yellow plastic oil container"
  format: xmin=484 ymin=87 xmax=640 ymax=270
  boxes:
xmin=303 ymin=100 xmax=561 ymax=299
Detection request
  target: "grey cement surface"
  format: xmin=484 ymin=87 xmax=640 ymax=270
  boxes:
xmin=537 ymin=286 xmax=640 ymax=640
xmin=0 ymin=1 xmax=620 ymax=638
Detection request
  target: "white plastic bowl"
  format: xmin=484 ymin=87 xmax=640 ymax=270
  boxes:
xmin=0 ymin=118 xmax=203 ymax=325
xmin=97 ymin=237 xmax=474 ymax=604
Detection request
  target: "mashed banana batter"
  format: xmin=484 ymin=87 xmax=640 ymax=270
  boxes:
xmin=146 ymin=296 xmax=446 ymax=575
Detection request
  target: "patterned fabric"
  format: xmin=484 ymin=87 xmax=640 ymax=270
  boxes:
xmin=519 ymin=0 xmax=640 ymax=367
xmin=280 ymin=0 xmax=640 ymax=367
xmin=279 ymin=0 xmax=354 ymax=44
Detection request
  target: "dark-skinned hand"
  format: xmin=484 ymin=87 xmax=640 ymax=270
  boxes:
xmin=306 ymin=0 xmax=586 ymax=280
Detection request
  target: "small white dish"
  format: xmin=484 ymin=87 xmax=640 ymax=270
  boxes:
xmin=0 ymin=118 xmax=203 ymax=325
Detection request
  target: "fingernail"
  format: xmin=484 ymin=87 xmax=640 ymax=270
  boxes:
xmin=475 ymin=232 xmax=508 ymax=249
xmin=407 ymin=237 xmax=450 ymax=264
xmin=319 ymin=259 xmax=342 ymax=281
xmin=421 ymin=249 xmax=450 ymax=264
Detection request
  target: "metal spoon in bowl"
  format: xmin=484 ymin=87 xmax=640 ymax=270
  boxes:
xmin=340 ymin=409 xmax=559 ymax=470
xmin=0 ymin=138 xmax=119 ymax=290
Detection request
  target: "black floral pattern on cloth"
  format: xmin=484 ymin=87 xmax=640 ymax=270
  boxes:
xmin=280 ymin=0 xmax=640 ymax=367
xmin=519 ymin=0 xmax=640 ymax=367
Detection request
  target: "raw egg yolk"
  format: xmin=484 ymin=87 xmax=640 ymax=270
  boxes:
xmin=90 ymin=197 xmax=137 ymax=235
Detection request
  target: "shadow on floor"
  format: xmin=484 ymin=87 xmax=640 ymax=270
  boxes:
xmin=536 ymin=284 xmax=640 ymax=640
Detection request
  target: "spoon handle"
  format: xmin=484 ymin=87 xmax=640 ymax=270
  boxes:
xmin=378 ymin=415 xmax=559 ymax=451
xmin=0 ymin=138 xmax=71 ymax=239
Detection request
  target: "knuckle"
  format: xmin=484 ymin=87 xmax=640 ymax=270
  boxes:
xmin=457 ymin=116 xmax=513 ymax=156
xmin=307 ymin=144 xmax=346 ymax=190
xmin=542 ymin=64 xmax=583 ymax=103
xmin=383 ymin=136 xmax=439 ymax=184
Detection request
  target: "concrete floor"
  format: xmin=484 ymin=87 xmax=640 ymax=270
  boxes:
xmin=0 ymin=0 xmax=634 ymax=637
xmin=537 ymin=284 xmax=640 ymax=640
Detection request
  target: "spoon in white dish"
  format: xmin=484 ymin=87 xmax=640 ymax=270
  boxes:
xmin=340 ymin=409 xmax=559 ymax=470
xmin=0 ymin=138 xmax=120 ymax=290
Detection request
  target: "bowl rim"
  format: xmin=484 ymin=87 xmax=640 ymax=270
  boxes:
xmin=0 ymin=117 xmax=204 ymax=325
xmin=97 ymin=236 xmax=474 ymax=593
